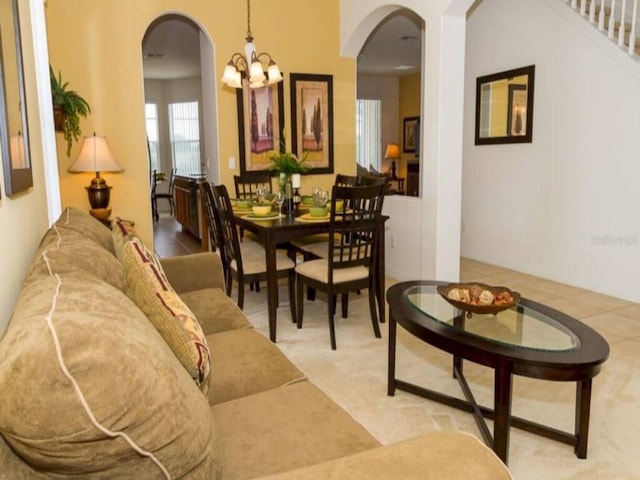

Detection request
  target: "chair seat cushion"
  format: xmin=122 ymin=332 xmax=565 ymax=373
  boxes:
xmin=231 ymin=251 xmax=295 ymax=276
xmin=206 ymin=329 xmax=306 ymax=405
xmin=296 ymin=258 xmax=368 ymax=284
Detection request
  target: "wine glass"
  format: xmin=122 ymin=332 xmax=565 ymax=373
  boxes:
xmin=275 ymin=190 xmax=285 ymax=216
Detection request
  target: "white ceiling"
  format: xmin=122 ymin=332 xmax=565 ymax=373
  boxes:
xmin=141 ymin=10 xmax=423 ymax=80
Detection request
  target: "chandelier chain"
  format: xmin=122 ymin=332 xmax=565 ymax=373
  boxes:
xmin=246 ymin=0 xmax=253 ymax=42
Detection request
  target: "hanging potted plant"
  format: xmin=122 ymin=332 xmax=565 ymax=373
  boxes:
xmin=50 ymin=66 xmax=91 ymax=156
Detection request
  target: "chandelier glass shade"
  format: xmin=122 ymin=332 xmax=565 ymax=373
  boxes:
xmin=221 ymin=0 xmax=283 ymax=89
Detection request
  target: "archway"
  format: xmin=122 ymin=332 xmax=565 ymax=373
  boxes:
xmin=141 ymin=14 xmax=219 ymax=228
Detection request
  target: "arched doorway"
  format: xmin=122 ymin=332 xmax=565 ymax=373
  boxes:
xmin=141 ymin=14 xmax=219 ymax=232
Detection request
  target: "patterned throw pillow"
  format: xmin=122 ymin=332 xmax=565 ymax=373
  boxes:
xmin=122 ymin=237 xmax=211 ymax=390
xmin=112 ymin=217 xmax=138 ymax=260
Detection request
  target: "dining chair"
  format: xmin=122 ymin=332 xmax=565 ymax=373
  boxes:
xmin=334 ymin=173 xmax=358 ymax=186
xmin=210 ymin=184 xmax=297 ymax=314
xmin=233 ymin=171 xmax=272 ymax=200
xmin=295 ymin=183 xmax=386 ymax=350
xmin=151 ymin=168 xmax=176 ymax=221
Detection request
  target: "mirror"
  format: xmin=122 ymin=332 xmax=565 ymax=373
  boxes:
xmin=0 ymin=0 xmax=32 ymax=196
xmin=475 ymin=65 xmax=535 ymax=145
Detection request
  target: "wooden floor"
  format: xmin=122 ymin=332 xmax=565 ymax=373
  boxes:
xmin=153 ymin=216 xmax=203 ymax=258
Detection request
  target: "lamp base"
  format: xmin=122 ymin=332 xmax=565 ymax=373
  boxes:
xmin=89 ymin=207 xmax=112 ymax=221
xmin=86 ymin=175 xmax=112 ymax=209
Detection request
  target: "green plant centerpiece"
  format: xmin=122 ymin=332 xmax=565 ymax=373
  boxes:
xmin=50 ymin=66 xmax=91 ymax=156
xmin=269 ymin=150 xmax=309 ymax=200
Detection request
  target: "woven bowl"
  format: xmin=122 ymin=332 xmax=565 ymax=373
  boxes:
xmin=437 ymin=282 xmax=521 ymax=315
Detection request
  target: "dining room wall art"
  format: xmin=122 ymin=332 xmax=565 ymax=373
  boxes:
xmin=236 ymin=75 xmax=285 ymax=174
xmin=403 ymin=116 xmax=419 ymax=154
xmin=289 ymin=73 xmax=334 ymax=174
xmin=0 ymin=0 xmax=33 ymax=196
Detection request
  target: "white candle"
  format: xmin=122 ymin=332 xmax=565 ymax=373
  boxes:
xmin=292 ymin=173 xmax=301 ymax=188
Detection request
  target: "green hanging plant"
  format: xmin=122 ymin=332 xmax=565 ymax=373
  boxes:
xmin=50 ymin=66 xmax=91 ymax=156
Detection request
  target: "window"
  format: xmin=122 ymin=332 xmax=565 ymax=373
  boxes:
xmin=169 ymin=101 xmax=201 ymax=175
xmin=145 ymin=103 xmax=160 ymax=173
xmin=355 ymin=99 xmax=381 ymax=170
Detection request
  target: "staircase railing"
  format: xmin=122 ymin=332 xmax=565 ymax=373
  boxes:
xmin=566 ymin=0 xmax=639 ymax=56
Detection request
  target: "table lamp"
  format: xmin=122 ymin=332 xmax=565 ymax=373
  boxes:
xmin=384 ymin=143 xmax=400 ymax=180
xmin=68 ymin=133 xmax=123 ymax=218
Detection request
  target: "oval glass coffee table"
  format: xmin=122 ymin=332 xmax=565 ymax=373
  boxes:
xmin=386 ymin=281 xmax=609 ymax=465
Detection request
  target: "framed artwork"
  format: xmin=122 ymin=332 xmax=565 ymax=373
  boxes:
xmin=474 ymin=64 xmax=535 ymax=145
xmin=403 ymin=116 xmax=419 ymax=153
xmin=236 ymin=76 xmax=285 ymax=174
xmin=290 ymin=73 xmax=333 ymax=174
xmin=507 ymin=84 xmax=527 ymax=137
xmin=0 ymin=0 xmax=33 ymax=197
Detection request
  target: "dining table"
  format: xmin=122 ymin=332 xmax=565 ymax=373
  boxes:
xmin=234 ymin=209 xmax=387 ymax=343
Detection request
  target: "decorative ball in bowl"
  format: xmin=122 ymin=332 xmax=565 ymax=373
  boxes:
xmin=437 ymin=282 xmax=520 ymax=316
xmin=235 ymin=200 xmax=251 ymax=209
xmin=309 ymin=206 xmax=328 ymax=217
xmin=251 ymin=205 xmax=272 ymax=216
xmin=301 ymin=195 xmax=314 ymax=205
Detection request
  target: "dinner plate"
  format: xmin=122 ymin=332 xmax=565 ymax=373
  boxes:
xmin=242 ymin=213 xmax=283 ymax=220
xmin=296 ymin=213 xmax=330 ymax=222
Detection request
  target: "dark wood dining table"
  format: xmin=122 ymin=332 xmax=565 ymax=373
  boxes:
xmin=234 ymin=210 xmax=387 ymax=343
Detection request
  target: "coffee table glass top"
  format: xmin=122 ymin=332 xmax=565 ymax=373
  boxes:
xmin=405 ymin=285 xmax=579 ymax=352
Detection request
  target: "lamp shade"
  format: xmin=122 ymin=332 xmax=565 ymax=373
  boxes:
xmin=384 ymin=143 xmax=401 ymax=160
xmin=68 ymin=134 xmax=123 ymax=174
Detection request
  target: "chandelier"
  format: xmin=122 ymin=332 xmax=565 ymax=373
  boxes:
xmin=220 ymin=0 xmax=283 ymax=89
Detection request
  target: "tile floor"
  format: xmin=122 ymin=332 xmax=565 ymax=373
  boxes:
xmin=155 ymin=217 xmax=640 ymax=480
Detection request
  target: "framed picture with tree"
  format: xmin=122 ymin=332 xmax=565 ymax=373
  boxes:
xmin=236 ymin=77 xmax=285 ymax=174
xmin=290 ymin=73 xmax=334 ymax=174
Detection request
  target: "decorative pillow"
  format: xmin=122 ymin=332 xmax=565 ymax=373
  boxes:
xmin=55 ymin=206 xmax=115 ymax=255
xmin=112 ymin=217 xmax=138 ymax=260
xmin=121 ymin=238 xmax=211 ymax=390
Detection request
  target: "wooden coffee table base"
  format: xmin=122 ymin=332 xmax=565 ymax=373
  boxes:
xmin=386 ymin=281 xmax=609 ymax=466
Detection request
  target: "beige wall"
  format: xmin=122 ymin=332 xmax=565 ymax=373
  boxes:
xmin=0 ymin=0 xmax=52 ymax=332
xmin=45 ymin=0 xmax=355 ymax=247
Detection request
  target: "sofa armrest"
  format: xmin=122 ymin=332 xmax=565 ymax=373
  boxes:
xmin=256 ymin=432 xmax=512 ymax=480
xmin=160 ymin=252 xmax=225 ymax=293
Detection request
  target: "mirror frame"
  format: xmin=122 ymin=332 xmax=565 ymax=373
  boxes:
xmin=474 ymin=64 xmax=535 ymax=146
xmin=0 ymin=0 xmax=32 ymax=196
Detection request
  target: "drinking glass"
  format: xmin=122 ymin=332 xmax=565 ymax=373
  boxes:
xmin=275 ymin=190 xmax=285 ymax=216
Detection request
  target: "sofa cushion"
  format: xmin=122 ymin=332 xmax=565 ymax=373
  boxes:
xmin=121 ymin=237 xmax=211 ymax=389
xmin=26 ymin=224 xmax=124 ymax=291
xmin=181 ymin=287 xmax=252 ymax=335
xmin=54 ymin=206 xmax=115 ymax=255
xmin=211 ymin=380 xmax=380 ymax=479
xmin=207 ymin=329 xmax=306 ymax=405
xmin=258 ymin=432 xmax=512 ymax=480
xmin=112 ymin=216 xmax=138 ymax=259
xmin=0 ymin=271 xmax=218 ymax=478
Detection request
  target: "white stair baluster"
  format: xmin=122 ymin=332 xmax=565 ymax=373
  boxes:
xmin=619 ymin=0 xmax=628 ymax=46
xmin=572 ymin=0 xmax=578 ymax=9
xmin=609 ymin=0 xmax=617 ymax=38
xmin=628 ymin=0 xmax=639 ymax=54
xmin=598 ymin=0 xmax=607 ymax=29
xmin=589 ymin=0 xmax=597 ymax=22
xmin=581 ymin=0 xmax=588 ymax=15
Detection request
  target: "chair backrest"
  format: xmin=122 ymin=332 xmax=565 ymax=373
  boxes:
xmin=199 ymin=181 xmax=220 ymax=253
xmin=167 ymin=168 xmax=176 ymax=193
xmin=328 ymin=184 xmax=385 ymax=275
xmin=234 ymin=171 xmax=272 ymax=200
xmin=334 ymin=173 xmax=358 ymax=186
xmin=210 ymin=184 xmax=244 ymax=277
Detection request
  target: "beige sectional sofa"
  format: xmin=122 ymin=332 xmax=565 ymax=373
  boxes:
xmin=0 ymin=207 xmax=511 ymax=479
